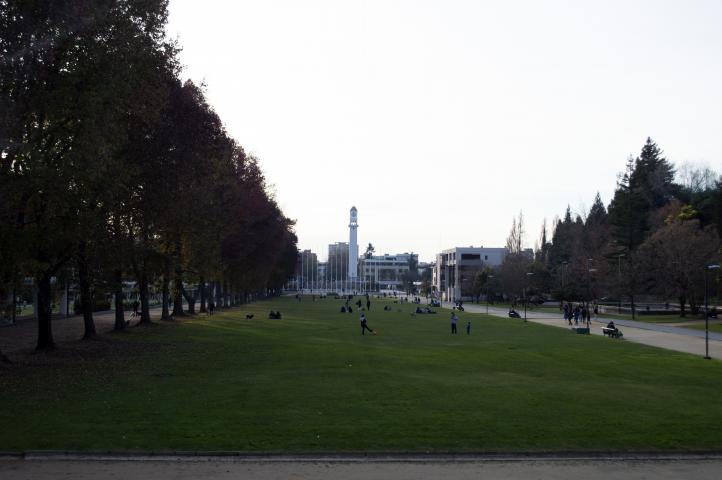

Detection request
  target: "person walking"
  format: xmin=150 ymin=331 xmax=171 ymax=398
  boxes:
xmin=360 ymin=313 xmax=375 ymax=335
xmin=451 ymin=312 xmax=458 ymax=334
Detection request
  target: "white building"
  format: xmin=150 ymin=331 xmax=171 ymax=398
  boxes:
xmin=433 ymin=247 xmax=507 ymax=301
xmin=360 ymin=253 xmax=418 ymax=291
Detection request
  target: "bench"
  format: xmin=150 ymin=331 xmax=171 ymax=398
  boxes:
xmin=602 ymin=326 xmax=623 ymax=338
xmin=571 ymin=326 xmax=590 ymax=334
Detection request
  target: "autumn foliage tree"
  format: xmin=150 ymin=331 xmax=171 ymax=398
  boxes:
xmin=0 ymin=0 xmax=297 ymax=351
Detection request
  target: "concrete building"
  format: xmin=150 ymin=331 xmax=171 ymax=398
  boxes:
xmin=327 ymin=242 xmax=349 ymax=288
xmin=433 ymin=247 xmax=507 ymax=301
xmin=360 ymin=253 xmax=418 ymax=291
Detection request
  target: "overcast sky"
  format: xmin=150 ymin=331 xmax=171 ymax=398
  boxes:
xmin=167 ymin=0 xmax=722 ymax=262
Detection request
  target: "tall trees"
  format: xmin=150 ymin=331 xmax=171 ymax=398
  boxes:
xmin=1 ymin=0 xmax=297 ymax=351
xmin=505 ymin=211 xmax=525 ymax=255
xmin=637 ymin=207 xmax=720 ymax=316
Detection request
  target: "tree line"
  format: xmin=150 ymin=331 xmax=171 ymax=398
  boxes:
xmin=0 ymin=0 xmax=298 ymax=353
xmin=489 ymin=138 xmax=721 ymax=315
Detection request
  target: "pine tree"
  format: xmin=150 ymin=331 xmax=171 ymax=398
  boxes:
xmin=629 ymin=137 xmax=676 ymax=209
xmin=586 ymin=192 xmax=607 ymax=227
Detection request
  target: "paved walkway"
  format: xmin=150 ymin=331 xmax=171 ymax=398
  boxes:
xmin=449 ymin=302 xmax=722 ymax=359
xmin=2 ymin=455 xmax=722 ymax=480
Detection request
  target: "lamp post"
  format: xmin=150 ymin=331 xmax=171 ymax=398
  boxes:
xmin=524 ymin=272 xmax=535 ymax=323
xmin=486 ymin=275 xmax=494 ymax=314
xmin=588 ymin=267 xmax=597 ymax=323
xmin=704 ymin=264 xmax=720 ymax=360
xmin=617 ymin=253 xmax=625 ymax=313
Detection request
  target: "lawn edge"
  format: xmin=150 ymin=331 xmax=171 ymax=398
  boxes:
xmin=3 ymin=450 xmax=722 ymax=462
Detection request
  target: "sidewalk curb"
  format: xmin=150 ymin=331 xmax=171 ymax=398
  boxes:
xmin=4 ymin=450 xmax=722 ymax=463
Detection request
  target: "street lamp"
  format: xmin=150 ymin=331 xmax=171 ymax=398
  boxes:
xmin=617 ymin=253 xmax=625 ymax=313
xmin=524 ymin=272 xmax=535 ymax=323
xmin=588 ymin=267 xmax=597 ymax=324
xmin=486 ymin=275 xmax=494 ymax=315
xmin=561 ymin=261 xmax=568 ymax=305
xmin=704 ymin=264 xmax=720 ymax=360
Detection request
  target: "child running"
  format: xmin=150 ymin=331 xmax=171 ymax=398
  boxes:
xmin=360 ymin=313 xmax=376 ymax=335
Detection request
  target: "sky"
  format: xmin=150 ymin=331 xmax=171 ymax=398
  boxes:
xmin=167 ymin=0 xmax=722 ymax=262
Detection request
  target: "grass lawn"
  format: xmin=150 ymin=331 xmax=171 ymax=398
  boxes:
xmin=2 ymin=295 xmax=722 ymax=452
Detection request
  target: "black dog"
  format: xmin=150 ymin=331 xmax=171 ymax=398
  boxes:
xmin=245 ymin=314 xmax=254 ymax=319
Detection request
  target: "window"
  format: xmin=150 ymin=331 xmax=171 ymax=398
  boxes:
xmin=461 ymin=254 xmax=480 ymax=260
xmin=484 ymin=255 xmax=488 ymax=260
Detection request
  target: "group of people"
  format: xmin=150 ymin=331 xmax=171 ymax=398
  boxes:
xmin=340 ymin=294 xmax=373 ymax=314
xmin=562 ymin=302 xmax=595 ymax=325
xmin=415 ymin=306 xmax=436 ymax=314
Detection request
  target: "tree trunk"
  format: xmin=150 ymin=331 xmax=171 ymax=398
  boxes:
xmin=679 ymin=295 xmax=686 ymax=317
xmin=199 ymin=277 xmax=207 ymax=313
xmin=78 ymin=242 xmax=96 ymax=339
xmin=137 ymin=269 xmax=152 ymax=324
xmin=222 ymin=280 xmax=229 ymax=307
xmin=182 ymin=284 xmax=197 ymax=314
xmin=215 ymin=281 xmax=223 ymax=309
xmin=172 ymin=264 xmax=184 ymax=317
xmin=36 ymin=273 xmax=54 ymax=351
xmin=161 ymin=259 xmax=171 ymax=320
xmin=114 ymin=268 xmax=126 ymax=331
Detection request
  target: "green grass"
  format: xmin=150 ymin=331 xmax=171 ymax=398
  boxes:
xmin=2 ymin=295 xmax=722 ymax=452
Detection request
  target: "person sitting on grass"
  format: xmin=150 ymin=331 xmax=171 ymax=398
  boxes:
xmin=360 ymin=313 xmax=376 ymax=335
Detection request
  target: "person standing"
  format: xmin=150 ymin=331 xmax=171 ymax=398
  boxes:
xmin=451 ymin=312 xmax=458 ymax=334
xmin=466 ymin=320 xmax=471 ymax=335
xmin=360 ymin=313 xmax=375 ymax=335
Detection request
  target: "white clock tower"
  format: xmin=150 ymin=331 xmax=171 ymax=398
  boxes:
xmin=348 ymin=206 xmax=358 ymax=279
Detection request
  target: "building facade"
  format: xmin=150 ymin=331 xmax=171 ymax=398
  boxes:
xmin=360 ymin=253 xmax=418 ymax=291
xmin=433 ymin=247 xmax=507 ymax=301
xmin=327 ymin=242 xmax=349 ymax=286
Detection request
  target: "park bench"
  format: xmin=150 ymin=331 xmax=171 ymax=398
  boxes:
xmin=602 ymin=326 xmax=623 ymax=338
